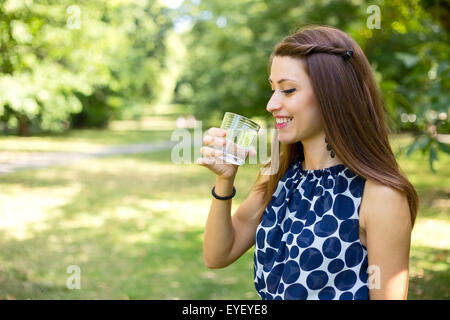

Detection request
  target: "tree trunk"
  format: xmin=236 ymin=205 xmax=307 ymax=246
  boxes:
xmin=18 ymin=114 xmax=30 ymax=136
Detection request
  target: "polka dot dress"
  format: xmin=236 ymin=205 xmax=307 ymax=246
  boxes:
xmin=254 ymin=158 xmax=369 ymax=300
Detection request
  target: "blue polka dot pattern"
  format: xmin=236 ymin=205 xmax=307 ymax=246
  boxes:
xmin=254 ymin=159 xmax=368 ymax=300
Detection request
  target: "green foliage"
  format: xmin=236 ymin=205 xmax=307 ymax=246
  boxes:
xmin=1 ymin=0 xmax=449 ymax=170
xmin=0 ymin=0 xmax=173 ymax=134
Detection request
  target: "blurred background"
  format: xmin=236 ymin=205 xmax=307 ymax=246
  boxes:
xmin=0 ymin=0 xmax=448 ymax=299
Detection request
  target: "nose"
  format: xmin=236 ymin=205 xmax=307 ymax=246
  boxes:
xmin=266 ymin=93 xmax=282 ymax=114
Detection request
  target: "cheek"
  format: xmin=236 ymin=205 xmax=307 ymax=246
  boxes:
xmin=292 ymin=93 xmax=323 ymax=133
xmin=292 ymin=92 xmax=320 ymax=121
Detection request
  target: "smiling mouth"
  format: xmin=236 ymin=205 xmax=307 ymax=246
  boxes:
xmin=275 ymin=117 xmax=293 ymax=124
xmin=275 ymin=117 xmax=293 ymax=128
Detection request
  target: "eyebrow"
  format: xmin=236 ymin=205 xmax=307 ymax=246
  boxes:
xmin=268 ymin=78 xmax=297 ymax=84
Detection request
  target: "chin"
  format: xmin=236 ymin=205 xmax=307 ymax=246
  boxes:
xmin=277 ymin=132 xmax=298 ymax=145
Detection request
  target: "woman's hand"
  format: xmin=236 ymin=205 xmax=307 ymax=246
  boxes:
xmin=196 ymin=127 xmax=256 ymax=180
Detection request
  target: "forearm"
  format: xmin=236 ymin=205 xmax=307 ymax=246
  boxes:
xmin=203 ymin=175 xmax=236 ymax=268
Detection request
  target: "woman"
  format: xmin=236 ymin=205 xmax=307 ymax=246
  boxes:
xmin=197 ymin=25 xmax=419 ymax=300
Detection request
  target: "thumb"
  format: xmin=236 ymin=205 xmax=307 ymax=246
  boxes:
xmin=248 ymin=146 xmax=257 ymax=157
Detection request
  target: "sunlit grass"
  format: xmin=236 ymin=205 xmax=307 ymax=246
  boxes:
xmin=0 ymin=151 xmax=260 ymax=299
xmin=0 ymin=131 xmax=448 ymax=299
xmin=0 ymin=117 xmax=176 ymax=152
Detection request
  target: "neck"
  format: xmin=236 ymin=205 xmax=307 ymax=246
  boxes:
xmin=301 ymin=135 xmax=343 ymax=170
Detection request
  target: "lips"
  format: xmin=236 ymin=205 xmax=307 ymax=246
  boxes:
xmin=275 ymin=117 xmax=293 ymax=129
xmin=274 ymin=116 xmax=293 ymax=119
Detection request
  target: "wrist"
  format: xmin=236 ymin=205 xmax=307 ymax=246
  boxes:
xmin=214 ymin=176 xmax=235 ymax=198
xmin=216 ymin=174 xmax=236 ymax=183
xmin=212 ymin=185 xmax=236 ymax=200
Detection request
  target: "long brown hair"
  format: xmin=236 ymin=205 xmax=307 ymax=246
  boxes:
xmin=251 ymin=25 xmax=419 ymax=228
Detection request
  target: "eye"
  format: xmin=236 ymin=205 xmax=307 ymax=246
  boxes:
xmin=282 ymin=88 xmax=296 ymax=95
xmin=271 ymin=88 xmax=296 ymax=95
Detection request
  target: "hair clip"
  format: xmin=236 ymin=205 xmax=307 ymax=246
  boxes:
xmin=343 ymin=50 xmax=353 ymax=61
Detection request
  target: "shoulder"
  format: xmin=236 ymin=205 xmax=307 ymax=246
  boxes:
xmin=360 ymin=179 xmax=411 ymax=231
xmin=363 ymin=179 xmax=407 ymax=200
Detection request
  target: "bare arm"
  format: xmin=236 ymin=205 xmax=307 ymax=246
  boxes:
xmin=362 ymin=180 xmax=412 ymax=299
xmin=203 ymin=175 xmax=269 ymax=269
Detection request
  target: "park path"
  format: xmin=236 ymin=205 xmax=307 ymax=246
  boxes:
xmin=1 ymin=134 xmax=449 ymax=175
xmin=0 ymin=140 xmax=177 ymax=175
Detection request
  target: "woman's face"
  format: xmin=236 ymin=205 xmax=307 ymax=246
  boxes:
xmin=267 ymin=56 xmax=323 ymax=144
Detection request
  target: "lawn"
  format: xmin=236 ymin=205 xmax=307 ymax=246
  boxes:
xmin=0 ymin=126 xmax=448 ymax=299
xmin=0 ymin=122 xmax=175 ymax=153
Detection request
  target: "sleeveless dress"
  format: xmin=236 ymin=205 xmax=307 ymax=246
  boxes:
xmin=253 ymin=158 xmax=369 ymax=300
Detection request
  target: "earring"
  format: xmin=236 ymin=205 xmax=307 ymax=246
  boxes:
xmin=325 ymin=137 xmax=335 ymax=158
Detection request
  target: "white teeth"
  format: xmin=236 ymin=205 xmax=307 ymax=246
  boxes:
xmin=276 ymin=117 xmax=293 ymax=124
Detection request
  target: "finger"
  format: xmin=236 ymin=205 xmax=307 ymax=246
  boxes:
xmin=208 ymin=127 xmax=227 ymax=137
xmin=196 ymin=157 xmax=213 ymax=165
xmin=203 ymin=135 xmax=227 ymax=148
xmin=200 ymin=146 xmax=223 ymax=157
xmin=202 ymin=156 xmax=217 ymax=165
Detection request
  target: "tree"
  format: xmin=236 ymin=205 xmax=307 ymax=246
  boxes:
xmin=0 ymin=0 xmax=173 ymax=134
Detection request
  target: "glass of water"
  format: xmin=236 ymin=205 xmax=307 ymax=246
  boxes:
xmin=217 ymin=112 xmax=260 ymax=166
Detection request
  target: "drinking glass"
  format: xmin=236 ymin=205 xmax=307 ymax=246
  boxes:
xmin=216 ymin=112 xmax=260 ymax=166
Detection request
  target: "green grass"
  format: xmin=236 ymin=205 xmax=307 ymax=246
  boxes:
xmin=0 ymin=130 xmax=448 ymax=299
xmin=0 ymin=116 xmax=176 ymax=152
